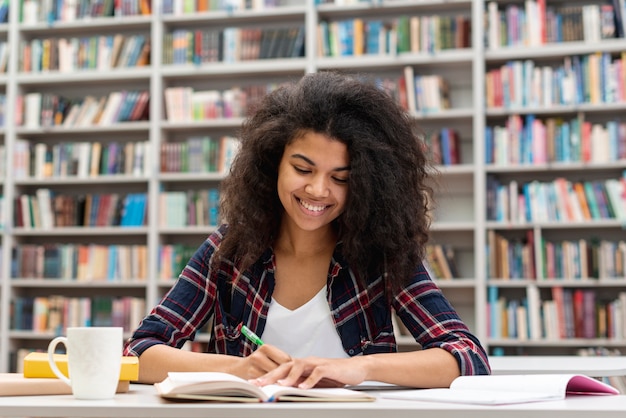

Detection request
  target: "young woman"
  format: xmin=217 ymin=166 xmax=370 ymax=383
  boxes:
xmin=124 ymin=71 xmax=490 ymax=389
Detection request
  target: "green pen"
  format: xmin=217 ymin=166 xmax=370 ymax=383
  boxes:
xmin=239 ymin=324 xmax=264 ymax=346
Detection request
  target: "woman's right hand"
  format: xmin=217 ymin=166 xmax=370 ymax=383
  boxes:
xmin=231 ymin=344 xmax=292 ymax=379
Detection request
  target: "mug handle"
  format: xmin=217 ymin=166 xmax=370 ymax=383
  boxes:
xmin=47 ymin=336 xmax=71 ymax=387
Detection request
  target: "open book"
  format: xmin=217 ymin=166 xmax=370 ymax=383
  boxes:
xmin=382 ymin=374 xmax=619 ymax=405
xmin=155 ymin=372 xmax=376 ymax=403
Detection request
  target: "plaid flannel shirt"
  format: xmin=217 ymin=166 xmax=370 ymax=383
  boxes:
xmin=124 ymin=225 xmax=490 ymax=376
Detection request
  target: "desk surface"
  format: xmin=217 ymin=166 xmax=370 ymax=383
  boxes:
xmin=489 ymin=356 xmax=626 ymax=376
xmin=1 ymin=383 xmax=626 ymax=418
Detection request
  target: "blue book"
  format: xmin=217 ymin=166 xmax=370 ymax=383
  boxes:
xmin=554 ymin=122 xmax=563 ymax=161
xmin=561 ymin=121 xmax=571 ymax=162
xmin=488 ymin=286 xmax=500 ymax=338
xmin=600 ymin=52 xmax=616 ymax=103
xmin=440 ymin=128 xmax=451 ymax=165
xmin=133 ymin=194 xmax=147 ymax=226
xmin=337 ymin=20 xmax=354 ymax=56
xmin=208 ymin=189 xmax=220 ymax=226
xmin=523 ymin=114 xmax=535 ymax=163
xmin=485 ymin=126 xmax=493 ymax=164
xmin=507 ymin=299 xmax=519 ymax=338
xmin=583 ymin=182 xmax=600 ymax=219
xmin=366 ymin=21 xmax=382 ymax=54
xmin=581 ymin=55 xmax=590 ymax=103
xmin=592 ymin=181 xmax=612 ymax=219
xmin=120 ymin=194 xmax=134 ymax=227
xmin=572 ymin=56 xmax=583 ymax=104
xmin=318 ymin=21 xmax=330 ymax=56
xmin=108 ymin=246 xmax=118 ymax=280
xmin=0 ymin=2 xmax=8 ymax=23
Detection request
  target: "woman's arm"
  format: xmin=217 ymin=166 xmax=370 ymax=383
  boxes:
xmin=136 ymin=343 xmax=292 ymax=384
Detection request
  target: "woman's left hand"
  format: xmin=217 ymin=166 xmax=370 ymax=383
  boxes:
xmin=249 ymin=356 xmax=368 ymax=389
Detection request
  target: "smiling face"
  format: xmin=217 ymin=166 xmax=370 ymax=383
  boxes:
xmin=277 ymin=131 xmax=350 ymax=235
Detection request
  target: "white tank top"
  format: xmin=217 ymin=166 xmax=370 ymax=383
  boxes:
xmin=261 ymin=287 xmax=350 ymax=358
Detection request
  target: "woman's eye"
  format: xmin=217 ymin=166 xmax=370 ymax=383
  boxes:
xmin=333 ymin=177 xmax=348 ymax=184
xmin=294 ymin=166 xmax=311 ymax=174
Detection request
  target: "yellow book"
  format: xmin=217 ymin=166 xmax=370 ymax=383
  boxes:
xmin=23 ymin=352 xmax=139 ymax=382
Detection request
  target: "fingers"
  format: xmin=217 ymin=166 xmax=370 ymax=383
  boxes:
xmin=252 ymin=357 xmax=367 ymax=389
xmin=259 ymin=344 xmax=292 ymax=366
xmin=243 ymin=344 xmax=292 ymax=378
xmin=252 ymin=357 xmax=342 ymax=389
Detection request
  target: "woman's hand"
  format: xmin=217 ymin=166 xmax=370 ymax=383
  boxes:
xmin=249 ymin=356 xmax=368 ymax=389
xmin=230 ymin=344 xmax=293 ymax=380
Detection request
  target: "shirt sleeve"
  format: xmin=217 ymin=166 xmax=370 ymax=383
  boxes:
xmin=123 ymin=236 xmax=218 ymax=357
xmin=392 ymin=263 xmax=491 ymax=376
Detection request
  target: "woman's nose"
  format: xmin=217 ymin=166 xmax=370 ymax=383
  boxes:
xmin=305 ymin=175 xmax=330 ymax=197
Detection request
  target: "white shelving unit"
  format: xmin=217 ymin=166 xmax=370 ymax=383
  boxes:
xmin=0 ymin=0 xmax=625 ymax=372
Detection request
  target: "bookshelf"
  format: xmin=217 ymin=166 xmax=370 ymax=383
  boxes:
xmin=483 ymin=0 xmax=626 ymax=358
xmin=0 ymin=0 xmax=625 ymax=373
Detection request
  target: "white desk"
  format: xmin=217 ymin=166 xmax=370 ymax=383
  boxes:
xmin=489 ymin=356 xmax=626 ymax=377
xmin=1 ymin=384 xmax=626 ymax=418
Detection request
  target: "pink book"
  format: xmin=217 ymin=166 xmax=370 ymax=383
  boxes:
xmin=383 ymin=374 xmax=619 ymax=405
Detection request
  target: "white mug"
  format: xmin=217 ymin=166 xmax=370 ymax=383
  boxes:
xmin=47 ymin=327 xmax=123 ymax=400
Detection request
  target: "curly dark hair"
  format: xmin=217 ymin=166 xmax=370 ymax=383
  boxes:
xmin=216 ymin=71 xmax=433 ymax=292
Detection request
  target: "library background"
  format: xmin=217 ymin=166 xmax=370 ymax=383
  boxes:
xmin=0 ymin=0 xmax=625 ymax=379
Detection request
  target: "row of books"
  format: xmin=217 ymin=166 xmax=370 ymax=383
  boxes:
xmin=20 ymin=34 xmax=151 ymax=73
xmin=158 ymin=244 xmax=198 ymax=280
xmin=11 ymin=295 xmax=146 ymax=334
xmin=485 ymin=174 xmax=626 ymax=224
xmin=485 ymin=1 xmax=626 ymax=48
xmin=162 ymin=0 xmax=291 ymax=13
xmin=318 ymin=14 xmax=471 ymax=58
xmin=160 ymin=136 xmax=238 ymax=174
xmin=423 ymin=128 xmax=462 ymax=166
xmin=488 ymin=286 xmax=626 ymax=341
xmin=542 ymin=238 xmax=626 ymax=281
xmin=163 ymin=84 xmax=279 ymax=121
xmin=487 ymin=230 xmax=626 ymax=280
xmin=485 ymin=116 xmax=626 ymax=165
xmin=485 ymin=52 xmax=626 ymax=109
xmin=159 ymin=189 xmax=220 ymax=227
xmin=163 ymin=26 xmax=305 ymax=65
xmin=17 ymin=90 xmax=149 ymax=129
xmin=20 ymin=0 xmax=150 ymax=24
xmin=14 ymin=140 xmax=150 ymax=179
xmin=401 ymin=66 xmax=451 ymax=114
xmin=12 ymin=244 xmax=148 ymax=281
xmin=14 ymin=191 xmax=147 ymax=229
xmin=487 ymin=230 xmax=536 ymax=280
xmin=424 ymin=244 xmax=460 ymax=280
